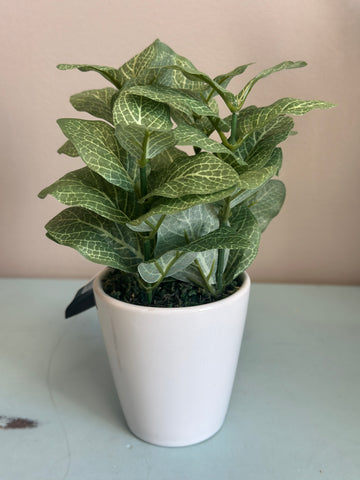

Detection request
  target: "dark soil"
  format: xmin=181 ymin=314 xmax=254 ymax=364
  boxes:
xmin=102 ymin=269 xmax=244 ymax=308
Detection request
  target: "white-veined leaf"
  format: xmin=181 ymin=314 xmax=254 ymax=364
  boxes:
xmin=143 ymin=152 xmax=240 ymax=200
xmin=248 ymin=179 xmax=286 ymax=232
xmin=57 ymin=118 xmax=134 ymax=191
xmin=57 ymin=140 xmax=79 ymax=157
xmin=70 ymin=87 xmax=117 ymax=124
xmin=38 ymin=167 xmax=138 ymax=223
xmin=224 ymin=205 xmax=261 ymax=284
xmin=57 ymin=63 xmax=122 ymax=88
xmin=236 ymin=115 xmax=294 ymax=166
xmin=113 ymin=91 xmax=172 ymax=131
xmin=174 ymin=125 xmax=231 ymax=155
xmin=237 ymin=98 xmax=335 ymax=138
xmin=129 ymin=186 xmax=237 ymax=226
xmin=115 ymin=124 xmax=175 ymax=160
xmin=126 ymin=84 xmax=217 ymax=118
xmin=138 ymin=224 xmax=250 ymax=284
xmin=45 ymin=207 xmax=142 ymax=271
xmin=236 ymin=60 xmax=307 ymax=107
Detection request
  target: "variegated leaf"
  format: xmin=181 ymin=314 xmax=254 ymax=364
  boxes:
xmin=203 ymin=63 xmax=253 ymax=101
xmin=138 ymin=250 xmax=197 ymax=284
xmin=143 ymin=152 xmax=240 ymax=200
xmin=151 ymin=41 xmax=207 ymax=91
xmin=150 ymin=146 xmax=188 ymax=172
xmin=248 ymin=179 xmax=286 ymax=232
xmin=155 ymin=204 xmax=220 ymax=286
xmin=178 ymin=226 xmax=250 ymax=252
xmin=57 ymin=64 xmax=122 ymax=88
xmin=70 ymin=88 xmax=117 ymax=124
xmin=236 ymin=148 xmax=283 ymax=189
xmin=127 ymin=213 xmax=164 ymax=233
xmin=224 ymin=205 xmax=261 ymax=284
xmin=115 ymin=124 xmax=175 ymax=160
xmin=126 ymin=84 xmax=217 ymax=118
xmin=57 ymin=119 xmax=134 ymax=191
xmin=113 ymin=91 xmax=172 ymax=131
xmin=129 ymin=186 xmax=237 ymax=226
xmin=155 ymin=204 xmax=219 ymax=256
xmin=174 ymin=125 xmax=231 ymax=154
xmin=117 ymin=40 xmax=160 ymax=85
xmin=236 ymin=61 xmax=307 ymax=107
xmin=45 ymin=207 xmax=142 ymax=271
xmin=57 ymin=140 xmax=78 ymax=157
xmin=38 ymin=167 xmax=138 ymax=223
xmin=213 ymin=63 xmax=253 ymax=88
xmin=138 ymin=224 xmax=250 ymax=284
xmin=237 ymin=116 xmax=294 ymax=165
xmin=237 ymin=98 xmax=335 ymax=138
xmin=164 ymin=63 xmax=236 ymax=106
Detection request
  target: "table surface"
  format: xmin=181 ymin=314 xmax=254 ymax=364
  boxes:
xmin=0 ymin=277 xmax=359 ymax=480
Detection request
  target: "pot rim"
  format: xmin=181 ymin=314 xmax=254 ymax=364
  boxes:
xmin=93 ymin=268 xmax=251 ymax=314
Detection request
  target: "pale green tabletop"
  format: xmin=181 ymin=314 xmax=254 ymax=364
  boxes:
xmin=0 ymin=278 xmax=359 ymax=479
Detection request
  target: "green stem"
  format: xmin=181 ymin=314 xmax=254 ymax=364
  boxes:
xmin=138 ymin=132 xmax=153 ymax=304
xmin=230 ymin=112 xmax=238 ymax=144
xmin=215 ymin=198 xmax=231 ymax=293
xmin=140 ymin=166 xmax=147 ymax=198
xmin=215 ymin=112 xmax=238 ymax=294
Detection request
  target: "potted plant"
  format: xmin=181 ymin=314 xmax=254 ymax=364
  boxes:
xmin=39 ymin=39 xmax=334 ymax=446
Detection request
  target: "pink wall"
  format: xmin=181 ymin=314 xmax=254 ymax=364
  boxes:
xmin=1 ymin=0 xmax=359 ymax=284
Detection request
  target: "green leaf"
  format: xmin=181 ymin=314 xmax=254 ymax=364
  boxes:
xmin=164 ymin=63 xmax=236 ymax=106
xmin=126 ymin=84 xmax=217 ymax=118
xmin=248 ymin=179 xmax=286 ymax=232
xmin=117 ymin=40 xmax=161 ymax=85
xmin=70 ymin=88 xmax=117 ymax=124
xmin=117 ymin=39 xmax=204 ymax=90
xmin=112 ymin=91 xmax=172 ymax=131
xmin=115 ymin=124 xmax=175 ymax=160
xmin=155 ymin=204 xmax=219 ymax=256
xmin=214 ymin=63 xmax=253 ymax=88
xmin=57 ymin=140 xmax=79 ymax=157
xmin=237 ymin=98 xmax=335 ymax=138
xmin=237 ymin=116 xmax=294 ymax=166
xmin=38 ymin=167 xmax=137 ymax=223
xmin=138 ymin=224 xmax=250 ymax=284
xmin=174 ymin=125 xmax=231 ymax=154
xmin=150 ymin=146 xmax=188 ymax=172
xmin=57 ymin=119 xmax=133 ymax=191
xmin=143 ymin=152 xmax=240 ymax=200
xmin=203 ymin=63 xmax=253 ymax=101
xmin=57 ymin=63 xmax=122 ymax=89
xmin=138 ymin=251 xmax=197 ymax=284
xmin=45 ymin=207 xmax=142 ymax=271
xmin=178 ymin=225 xmax=250 ymax=252
xmin=149 ymin=41 xmax=207 ymax=91
xmin=236 ymin=147 xmax=283 ymax=189
xmin=236 ymin=61 xmax=307 ymax=107
xmin=130 ymin=186 xmax=237 ymax=226
xmin=224 ymin=205 xmax=261 ymax=284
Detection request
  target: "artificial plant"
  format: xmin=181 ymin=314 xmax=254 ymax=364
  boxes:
xmin=39 ymin=39 xmax=334 ymax=304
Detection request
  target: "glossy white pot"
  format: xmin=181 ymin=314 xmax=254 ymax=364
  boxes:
xmin=93 ymin=269 xmax=251 ymax=447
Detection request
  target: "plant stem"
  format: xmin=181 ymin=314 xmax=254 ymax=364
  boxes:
xmin=138 ymin=134 xmax=153 ymax=304
xmin=215 ymin=112 xmax=238 ymax=294
xmin=140 ymin=166 xmax=148 ymax=198
xmin=230 ymin=112 xmax=238 ymax=144
xmin=215 ymin=198 xmax=231 ymax=293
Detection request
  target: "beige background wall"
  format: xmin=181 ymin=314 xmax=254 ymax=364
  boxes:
xmin=1 ymin=0 xmax=359 ymax=284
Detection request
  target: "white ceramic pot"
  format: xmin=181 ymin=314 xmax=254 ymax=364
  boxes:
xmin=93 ymin=269 xmax=251 ymax=447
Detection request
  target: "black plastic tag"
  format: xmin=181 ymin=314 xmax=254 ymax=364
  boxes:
xmin=65 ymin=280 xmax=96 ymax=318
